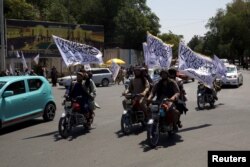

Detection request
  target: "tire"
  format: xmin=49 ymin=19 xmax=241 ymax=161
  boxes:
xmin=43 ymin=103 xmax=56 ymax=121
xmin=121 ymin=114 xmax=132 ymax=135
xmin=147 ymin=121 xmax=160 ymax=148
xmin=209 ymin=101 xmax=215 ymax=108
xmin=101 ymin=78 xmax=109 ymax=87
xmin=197 ymin=96 xmax=204 ymax=110
xmin=235 ymin=78 xmax=240 ymax=88
xmin=58 ymin=117 xmax=71 ymax=138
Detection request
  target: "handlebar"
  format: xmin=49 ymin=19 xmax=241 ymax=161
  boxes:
xmin=122 ymin=93 xmax=144 ymax=99
xmin=147 ymin=98 xmax=175 ymax=105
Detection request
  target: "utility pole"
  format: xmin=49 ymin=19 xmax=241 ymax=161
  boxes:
xmin=0 ymin=0 xmax=6 ymax=71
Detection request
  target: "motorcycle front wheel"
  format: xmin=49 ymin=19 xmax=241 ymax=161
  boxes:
xmin=197 ymin=96 xmax=205 ymax=110
xmin=147 ymin=121 xmax=160 ymax=148
xmin=58 ymin=116 xmax=71 ymax=139
xmin=121 ymin=114 xmax=132 ymax=135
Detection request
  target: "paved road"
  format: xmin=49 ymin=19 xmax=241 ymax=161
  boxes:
xmin=1 ymin=70 xmax=250 ymax=167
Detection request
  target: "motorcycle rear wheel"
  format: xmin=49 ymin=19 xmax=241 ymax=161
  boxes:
xmin=58 ymin=117 xmax=71 ymax=139
xmin=147 ymin=121 xmax=160 ymax=148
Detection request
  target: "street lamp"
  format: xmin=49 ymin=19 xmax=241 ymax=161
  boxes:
xmin=0 ymin=0 xmax=6 ymax=71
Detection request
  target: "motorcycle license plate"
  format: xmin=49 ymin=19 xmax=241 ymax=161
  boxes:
xmin=150 ymin=105 xmax=158 ymax=112
xmin=65 ymin=101 xmax=72 ymax=107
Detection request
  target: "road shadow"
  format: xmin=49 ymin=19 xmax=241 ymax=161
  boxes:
xmin=221 ymin=85 xmax=239 ymax=89
xmin=139 ymin=124 xmax=211 ymax=152
xmin=22 ymin=126 xmax=95 ymax=141
xmin=115 ymin=125 xmax=146 ymax=138
xmin=195 ymin=103 xmax=224 ymax=111
xmin=0 ymin=119 xmax=45 ymax=136
xmin=55 ymin=127 xmax=92 ymax=141
xmin=139 ymin=133 xmax=183 ymax=152
xmin=178 ymin=123 xmax=212 ymax=133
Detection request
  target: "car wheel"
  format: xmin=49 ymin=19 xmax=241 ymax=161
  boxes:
xmin=43 ymin=103 xmax=56 ymax=121
xmin=236 ymin=78 xmax=240 ymax=88
xmin=102 ymin=78 xmax=109 ymax=87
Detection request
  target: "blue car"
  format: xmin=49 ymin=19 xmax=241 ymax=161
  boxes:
xmin=0 ymin=76 xmax=56 ymax=129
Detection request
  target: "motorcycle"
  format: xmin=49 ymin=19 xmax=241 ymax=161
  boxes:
xmin=58 ymin=96 xmax=93 ymax=138
xmin=121 ymin=93 xmax=146 ymax=135
xmin=147 ymin=98 xmax=176 ymax=147
xmin=197 ymin=82 xmax=216 ymax=110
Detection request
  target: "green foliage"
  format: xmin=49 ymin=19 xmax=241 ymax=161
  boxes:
xmin=4 ymin=0 xmax=39 ymax=20
xmin=114 ymin=0 xmax=160 ymax=49
xmin=158 ymin=32 xmax=183 ymax=58
xmin=4 ymin=0 xmax=161 ymax=49
xmin=190 ymin=0 xmax=250 ymax=62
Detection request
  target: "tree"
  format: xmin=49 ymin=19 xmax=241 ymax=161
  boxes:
xmin=114 ymin=0 xmax=160 ymax=49
xmin=4 ymin=0 xmax=38 ymax=20
xmin=4 ymin=0 xmax=161 ymax=49
xmin=158 ymin=31 xmax=183 ymax=58
xmin=189 ymin=0 xmax=250 ymax=63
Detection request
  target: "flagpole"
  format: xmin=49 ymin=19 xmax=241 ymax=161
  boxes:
xmin=0 ymin=0 xmax=6 ymax=71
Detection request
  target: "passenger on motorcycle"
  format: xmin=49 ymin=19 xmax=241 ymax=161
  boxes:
xmin=147 ymin=69 xmax=181 ymax=130
xmin=168 ymin=68 xmax=188 ymax=128
xmin=81 ymin=70 xmax=97 ymax=125
xmin=141 ymin=66 xmax=153 ymax=97
xmin=65 ymin=70 xmax=95 ymax=128
xmin=122 ymin=66 xmax=150 ymax=120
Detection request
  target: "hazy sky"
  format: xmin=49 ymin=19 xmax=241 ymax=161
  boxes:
xmin=147 ymin=0 xmax=233 ymax=42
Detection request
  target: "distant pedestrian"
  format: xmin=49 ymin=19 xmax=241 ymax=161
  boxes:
xmin=51 ymin=66 xmax=58 ymax=87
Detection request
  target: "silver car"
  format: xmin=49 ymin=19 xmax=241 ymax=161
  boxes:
xmin=221 ymin=64 xmax=243 ymax=87
xmin=58 ymin=68 xmax=113 ymax=88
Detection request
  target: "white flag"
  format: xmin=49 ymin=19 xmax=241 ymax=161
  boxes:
xmin=143 ymin=42 xmax=149 ymax=65
xmin=33 ymin=54 xmax=40 ymax=65
xmin=110 ymin=61 xmax=120 ymax=81
xmin=52 ymin=35 xmax=103 ymax=67
xmin=213 ymin=55 xmax=227 ymax=78
xmin=84 ymin=64 xmax=91 ymax=71
xmin=147 ymin=32 xmax=173 ymax=68
xmin=21 ymin=51 xmax=28 ymax=70
xmin=16 ymin=51 xmax=20 ymax=58
xmin=178 ymin=42 xmax=216 ymax=87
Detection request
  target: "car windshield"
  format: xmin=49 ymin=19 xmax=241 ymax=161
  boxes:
xmin=226 ymin=67 xmax=236 ymax=73
xmin=0 ymin=81 xmax=6 ymax=89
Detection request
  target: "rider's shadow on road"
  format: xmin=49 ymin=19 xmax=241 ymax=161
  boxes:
xmin=139 ymin=134 xmax=183 ymax=152
xmin=115 ymin=125 xmax=146 ymax=138
xmin=23 ymin=127 xmax=92 ymax=142
xmin=54 ymin=127 xmax=93 ymax=141
xmin=139 ymin=123 xmax=212 ymax=152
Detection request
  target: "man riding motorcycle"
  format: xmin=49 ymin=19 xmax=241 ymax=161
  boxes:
xmin=147 ymin=69 xmax=181 ymax=130
xmin=65 ymin=70 xmax=95 ymax=128
xmin=122 ymin=66 xmax=150 ymax=120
